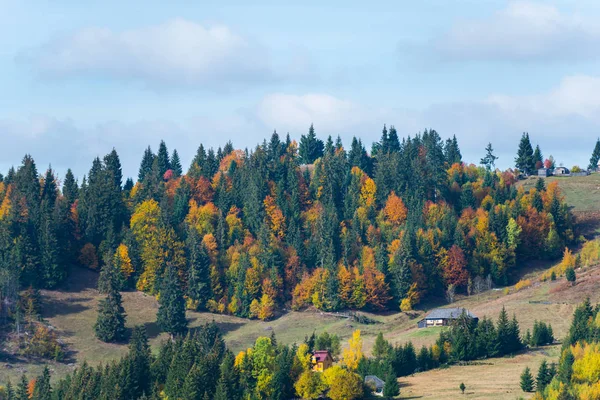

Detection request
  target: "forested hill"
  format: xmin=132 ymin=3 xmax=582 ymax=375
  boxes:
xmin=0 ymin=126 xmax=575 ymax=318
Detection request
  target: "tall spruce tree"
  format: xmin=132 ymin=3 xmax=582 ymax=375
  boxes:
xmin=298 ymin=124 xmax=324 ymax=164
xmin=157 ymin=140 xmax=171 ymax=177
xmin=533 ymin=145 xmax=543 ymax=169
xmin=138 ymin=146 xmax=155 ymax=182
xmin=520 ymin=367 xmax=534 ymax=392
xmin=157 ymin=263 xmax=187 ymax=336
xmin=94 ymin=283 xmax=127 ymax=343
xmin=170 ymin=149 xmax=183 ymax=177
xmin=186 ymin=229 xmax=211 ymax=310
xmin=33 ymin=367 xmax=52 ymax=400
xmin=63 ymin=168 xmax=79 ymax=206
xmin=515 ymin=132 xmax=535 ymax=175
xmin=128 ymin=325 xmax=152 ymax=398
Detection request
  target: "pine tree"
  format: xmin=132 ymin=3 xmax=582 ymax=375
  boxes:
xmin=445 ymin=135 xmax=462 ymax=165
xmin=94 ymin=284 xmax=127 ymax=342
xmin=138 ymin=146 xmax=155 ymax=182
xmin=63 ymin=168 xmax=79 ymax=205
xmin=128 ymin=325 xmax=152 ymax=398
xmin=157 ymin=140 xmax=171 ymax=177
xmin=5 ymin=380 xmax=15 ymax=400
xmin=533 ymin=145 xmax=543 ymax=169
xmin=186 ymin=230 xmax=211 ymax=310
xmin=298 ymin=124 xmax=324 ymax=164
xmin=157 ymin=263 xmax=187 ymax=336
xmin=565 ymin=266 xmax=576 ymax=284
xmin=16 ymin=374 xmax=28 ymax=400
xmin=33 ymin=367 xmax=52 ymax=400
xmin=520 ymin=367 xmax=534 ymax=392
xmin=373 ymin=332 xmax=391 ymax=360
xmin=515 ymin=132 xmax=535 ymax=175
xmin=383 ymin=361 xmax=400 ymax=399
xmin=171 ymin=149 xmax=183 ymax=177
xmin=589 ymin=138 xmax=600 ymax=170
xmin=536 ymin=360 xmax=550 ymax=392
xmin=214 ymin=352 xmax=241 ymax=400
xmin=480 ymin=142 xmax=498 ymax=171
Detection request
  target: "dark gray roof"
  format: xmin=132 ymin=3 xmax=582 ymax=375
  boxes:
xmin=424 ymin=308 xmax=477 ymax=320
xmin=365 ymin=375 xmax=385 ymax=389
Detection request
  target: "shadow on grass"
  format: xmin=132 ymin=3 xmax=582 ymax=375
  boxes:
xmin=41 ymin=296 xmax=92 ymax=318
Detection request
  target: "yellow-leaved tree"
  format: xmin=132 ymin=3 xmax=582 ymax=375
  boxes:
xmin=295 ymin=371 xmax=326 ymax=400
xmin=323 ymin=365 xmax=364 ymax=400
xmin=342 ymin=329 xmax=363 ymax=370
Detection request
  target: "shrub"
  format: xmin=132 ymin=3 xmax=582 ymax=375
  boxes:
xmin=21 ymin=324 xmax=65 ymax=361
xmin=515 ymin=279 xmax=532 ymax=292
xmin=565 ymin=267 xmax=576 ymax=284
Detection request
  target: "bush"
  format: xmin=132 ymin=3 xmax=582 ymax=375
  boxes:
xmin=21 ymin=324 xmax=65 ymax=361
xmin=515 ymin=279 xmax=532 ymax=292
xmin=565 ymin=267 xmax=576 ymax=284
xmin=550 ymin=271 xmax=556 ymax=281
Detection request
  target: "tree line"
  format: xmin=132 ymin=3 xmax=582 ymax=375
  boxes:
xmin=0 ymin=126 xmax=580 ymax=326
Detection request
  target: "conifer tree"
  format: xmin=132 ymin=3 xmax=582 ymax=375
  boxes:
xmin=128 ymin=325 xmax=152 ymax=398
xmin=383 ymin=361 xmax=400 ymax=399
xmin=298 ymin=124 xmax=324 ymax=164
xmin=445 ymin=135 xmax=462 ymax=165
xmin=214 ymin=352 xmax=241 ymax=400
xmin=186 ymin=230 xmax=211 ymax=310
xmin=170 ymin=149 xmax=183 ymax=177
xmin=157 ymin=263 xmax=187 ymax=336
xmin=94 ymin=283 xmax=127 ymax=342
xmin=536 ymin=360 xmax=551 ymax=392
xmin=480 ymin=142 xmax=498 ymax=171
xmin=520 ymin=367 xmax=534 ymax=392
xmin=33 ymin=367 xmax=52 ymax=400
xmin=16 ymin=374 xmax=28 ymax=400
xmin=63 ymin=168 xmax=79 ymax=205
xmin=533 ymin=145 xmax=543 ymax=169
xmin=157 ymin=140 xmax=171 ymax=177
xmin=515 ymin=132 xmax=535 ymax=175
xmin=138 ymin=146 xmax=155 ymax=182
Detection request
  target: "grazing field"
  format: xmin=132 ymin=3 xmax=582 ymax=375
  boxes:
xmin=519 ymin=173 xmax=600 ymax=237
xmin=401 ymin=345 xmax=561 ymax=399
xmin=518 ymin=173 xmax=600 ymax=213
xmin=2 ymin=261 xmax=599 ymax=391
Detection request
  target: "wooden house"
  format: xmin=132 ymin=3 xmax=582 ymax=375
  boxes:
xmin=365 ymin=375 xmax=385 ymax=397
xmin=311 ymin=350 xmax=333 ymax=372
xmin=417 ymin=308 xmax=478 ymax=328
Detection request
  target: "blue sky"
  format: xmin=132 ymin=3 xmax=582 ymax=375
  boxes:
xmin=2 ymin=0 xmax=600 ymax=180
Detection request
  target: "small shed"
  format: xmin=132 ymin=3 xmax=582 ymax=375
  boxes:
xmin=365 ymin=375 xmax=385 ymax=397
xmin=417 ymin=308 xmax=478 ymax=328
xmin=311 ymin=350 xmax=333 ymax=372
xmin=554 ymin=167 xmax=570 ymax=176
xmin=537 ymin=168 xmax=551 ymax=177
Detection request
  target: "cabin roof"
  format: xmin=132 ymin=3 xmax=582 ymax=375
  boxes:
xmin=424 ymin=307 xmax=477 ymax=320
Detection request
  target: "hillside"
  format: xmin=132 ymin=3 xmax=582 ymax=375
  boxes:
xmin=519 ymin=173 xmax=600 ymax=236
xmin=2 ymin=260 xmax=599 ymax=396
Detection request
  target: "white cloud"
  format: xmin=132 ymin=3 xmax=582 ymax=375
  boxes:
xmin=255 ymin=93 xmax=415 ymax=139
xmin=20 ymin=19 xmax=276 ymax=87
xmin=435 ymin=1 xmax=600 ymax=62
xmin=3 ymin=75 xmax=600 ymax=181
xmin=488 ymin=75 xmax=600 ymax=119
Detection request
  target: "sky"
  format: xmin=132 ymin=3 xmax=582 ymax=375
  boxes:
xmin=2 ymin=0 xmax=600 ymax=181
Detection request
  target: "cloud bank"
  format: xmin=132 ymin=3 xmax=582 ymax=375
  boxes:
xmin=434 ymin=1 xmax=600 ymax=62
xmin=20 ymin=19 xmax=276 ymax=88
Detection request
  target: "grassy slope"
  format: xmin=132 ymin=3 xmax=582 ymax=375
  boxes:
xmin=2 ymin=174 xmax=599 ymax=394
